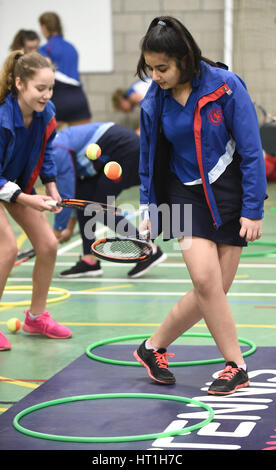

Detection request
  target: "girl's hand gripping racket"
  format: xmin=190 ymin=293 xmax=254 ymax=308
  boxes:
xmin=46 ymin=198 xmax=120 ymax=214
xmin=91 ymin=231 xmax=152 ymax=264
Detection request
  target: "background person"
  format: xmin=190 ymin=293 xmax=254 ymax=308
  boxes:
xmin=9 ymin=29 xmax=40 ymax=54
xmin=112 ymin=77 xmax=152 ymax=135
xmin=112 ymin=77 xmax=152 ymax=114
xmin=38 ymin=11 xmax=91 ymax=129
xmin=52 ymin=122 xmax=167 ymax=279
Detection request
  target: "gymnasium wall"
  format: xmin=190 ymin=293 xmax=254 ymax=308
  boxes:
xmin=82 ymin=0 xmax=226 ymax=129
xmin=81 ymin=0 xmax=276 ymax=129
xmin=232 ymin=0 xmax=276 ymax=118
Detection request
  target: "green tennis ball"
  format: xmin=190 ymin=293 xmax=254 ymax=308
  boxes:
xmin=7 ymin=317 xmax=21 ymax=333
xmin=86 ymin=143 xmax=101 ymax=160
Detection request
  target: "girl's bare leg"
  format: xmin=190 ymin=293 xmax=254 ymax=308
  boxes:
xmin=0 ymin=204 xmax=18 ymax=298
xmin=6 ymin=203 xmax=58 ymax=315
xmin=149 ymin=237 xmax=244 ymax=365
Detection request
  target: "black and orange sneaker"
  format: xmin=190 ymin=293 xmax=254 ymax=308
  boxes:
xmin=133 ymin=340 xmax=176 ymax=384
xmin=208 ymin=361 xmax=250 ymax=395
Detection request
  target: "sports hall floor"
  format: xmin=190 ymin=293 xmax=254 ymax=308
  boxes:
xmin=0 ymin=183 xmax=276 ymax=455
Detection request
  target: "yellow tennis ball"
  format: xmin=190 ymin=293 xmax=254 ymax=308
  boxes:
xmin=7 ymin=318 xmax=21 ymax=333
xmin=104 ymin=161 xmax=122 ymax=181
xmin=86 ymin=143 xmax=101 ymax=160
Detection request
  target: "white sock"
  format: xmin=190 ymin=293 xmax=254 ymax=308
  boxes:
xmin=28 ymin=312 xmax=42 ymax=319
xmin=145 ymin=339 xmax=158 ymax=351
xmin=238 ymin=363 xmax=247 ymax=371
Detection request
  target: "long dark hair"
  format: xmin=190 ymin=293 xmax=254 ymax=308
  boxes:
xmin=10 ymin=30 xmax=40 ymax=52
xmin=137 ymin=16 xmax=217 ymax=82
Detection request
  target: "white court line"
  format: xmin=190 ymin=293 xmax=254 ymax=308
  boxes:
xmin=48 ymin=291 xmax=276 ymax=296
xmin=3 ymin=287 xmax=276 ymax=297
xmin=6 ymin=278 xmax=276 ymax=297
xmin=164 ymin=252 xmax=276 ymax=258
xmin=8 ymin=277 xmax=276 ymax=284
xmin=57 ymin=238 xmax=82 ymax=254
xmin=19 ymin=261 xmax=276 ymax=269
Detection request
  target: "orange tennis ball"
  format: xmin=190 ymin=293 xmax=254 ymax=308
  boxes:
xmin=7 ymin=317 xmax=21 ymax=333
xmin=86 ymin=143 xmax=101 ymax=160
xmin=104 ymin=161 xmax=122 ymax=181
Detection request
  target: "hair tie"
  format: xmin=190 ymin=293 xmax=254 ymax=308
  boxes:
xmin=158 ymin=20 xmax=166 ymax=26
xmin=14 ymin=53 xmax=24 ymax=61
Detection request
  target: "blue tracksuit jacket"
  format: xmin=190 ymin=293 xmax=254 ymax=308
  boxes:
xmin=139 ymin=60 xmax=267 ymax=235
xmin=0 ymin=94 xmax=57 ymax=201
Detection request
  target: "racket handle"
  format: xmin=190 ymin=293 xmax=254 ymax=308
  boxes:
xmin=46 ymin=200 xmax=58 ymax=208
xmin=140 ymin=230 xmax=150 ymax=240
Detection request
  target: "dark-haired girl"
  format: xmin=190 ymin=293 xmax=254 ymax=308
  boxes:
xmin=0 ymin=51 xmax=72 ymax=350
xmin=133 ymin=17 xmax=267 ymax=395
xmin=10 ymin=29 xmax=40 ymax=54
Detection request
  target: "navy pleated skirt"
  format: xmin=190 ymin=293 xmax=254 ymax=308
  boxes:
xmin=165 ymin=159 xmax=247 ymax=247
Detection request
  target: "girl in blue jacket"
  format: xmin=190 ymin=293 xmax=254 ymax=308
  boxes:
xmin=0 ymin=51 xmax=72 ymax=351
xmin=38 ymin=12 xmax=91 ymax=129
xmin=133 ymin=17 xmax=267 ymax=395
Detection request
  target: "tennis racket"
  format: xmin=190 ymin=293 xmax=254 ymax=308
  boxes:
xmin=14 ymin=248 xmax=36 ymax=266
xmin=46 ymin=198 xmax=121 ymax=214
xmin=91 ymin=236 xmax=153 ymax=263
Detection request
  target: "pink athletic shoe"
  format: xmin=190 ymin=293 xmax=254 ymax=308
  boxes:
xmin=0 ymin=330 xmax=12 ymax=350
xmin=23 ymin=310 xmax=72 ymax=339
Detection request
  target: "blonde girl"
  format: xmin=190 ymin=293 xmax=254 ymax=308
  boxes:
xmin=0 ymin=51 xmax=72 ymax=350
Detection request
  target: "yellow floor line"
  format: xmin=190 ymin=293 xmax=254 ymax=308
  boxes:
xmin=80 ymin=284 xmax=132 ymax=292
xmin=16 ymin=232 xmax=27 ymax=249
xmin=0 ymin=376 xmax=39 ymax=389
xmin=0 ymin=320 xmax=275 ymax=328
xmin=61 ymin=322 xmax=162 ymax=326
xmin=56 ymin=321 xmax=276 ymax=329
xmin=235 ymin=324 xmax=276 ymax=328
xmin=0 ymin=306 xmax=12 ymax=312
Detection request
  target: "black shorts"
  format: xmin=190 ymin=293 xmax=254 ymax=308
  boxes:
xmin=165 ymin=159 xmax=247 ymax=247
xmin=51 ymin=80 xmax=92 ymax=122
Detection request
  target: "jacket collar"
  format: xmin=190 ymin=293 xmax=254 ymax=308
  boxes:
xmin=1 ymin=93 xmax=52 ymax=132
xmin=140 ymin=60 xmax=229 ymax=119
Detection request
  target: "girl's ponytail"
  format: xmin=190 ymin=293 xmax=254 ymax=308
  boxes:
xmin=0 ymin=50 xmax=24 ymax=104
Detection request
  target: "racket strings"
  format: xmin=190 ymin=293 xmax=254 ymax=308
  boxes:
xmin=94 ymin=239 xmax=151 ymax=260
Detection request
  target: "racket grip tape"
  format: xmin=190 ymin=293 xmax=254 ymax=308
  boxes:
xmin=45 ymin=200 xmax=58 ymax=207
